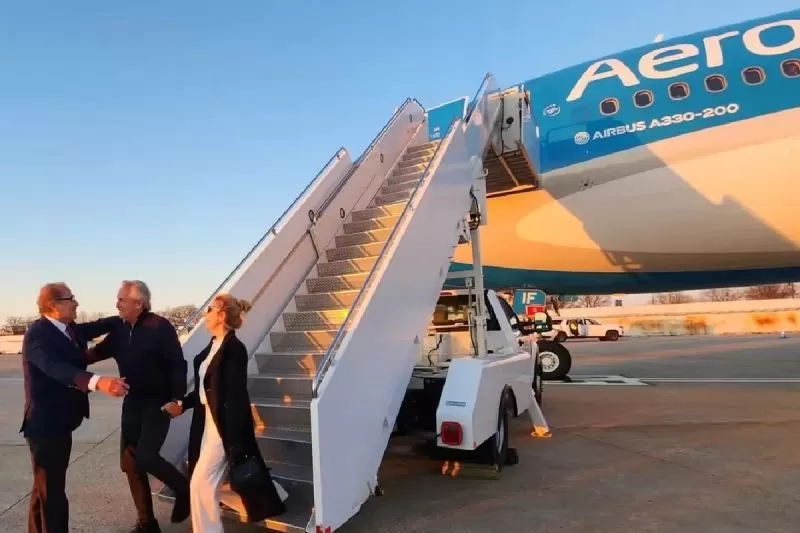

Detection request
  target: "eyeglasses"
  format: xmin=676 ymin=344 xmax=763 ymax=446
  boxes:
xmin=57 ymin=296 xmax=76 ymax=302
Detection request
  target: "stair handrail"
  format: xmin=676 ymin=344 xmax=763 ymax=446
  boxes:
xmin=310 ymin=98 xmax=424 ymax=224
xmin=311 ymin=74 xmax=496 ymax=398
xmin=310 ymin=121 xmax=457 ymax=398
xmin=177 ymin=147 xmax=347 ymax=336
xmin=464 ymin=72 xmax=493 ymax=124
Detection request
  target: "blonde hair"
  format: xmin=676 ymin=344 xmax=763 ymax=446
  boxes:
xmin=213 ymin=294 xmax=253 ymax=330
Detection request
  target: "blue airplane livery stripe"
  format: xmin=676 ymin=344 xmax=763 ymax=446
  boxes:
xmin=448 ymin=263 xmax=800 ymax=296
xmin=520 ymin=8 xmax=800 ymax=174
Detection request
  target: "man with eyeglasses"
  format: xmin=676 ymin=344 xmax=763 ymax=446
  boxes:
xmin=87 ymin=280 xmax=189 ymax=533
xmin=21 ymin=282 xmax=129 ymax=533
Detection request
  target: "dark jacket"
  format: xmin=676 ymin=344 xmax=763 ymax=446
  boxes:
xmin=90 ymin=310 xmax=187 ymax=404
xmin=20 ymin=316 xmax=121 ymax=437
xmin=182 ymin=330 xmax=285 ymax=522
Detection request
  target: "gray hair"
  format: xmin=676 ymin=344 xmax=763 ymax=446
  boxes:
xmin=122 ymin=280 xmax=152 ymax=311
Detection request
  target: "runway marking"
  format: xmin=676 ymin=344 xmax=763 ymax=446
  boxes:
xmin=548 ymin=375 xmax=650 ymax=386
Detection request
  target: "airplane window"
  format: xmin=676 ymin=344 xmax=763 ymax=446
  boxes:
xmin=781 ymin=59 xmax=800 ymax=78
xmin=704 ymin=75 xmax=727 ymax=92
xmin=600 ymin=98 xmax=619 ymax=115
xmin=668 ymin=82 xmax=690 ymax=100
xmin=633 ymin=90 xmax=653 ymax=108
xmin=742 ymin=67 xmax=765 ymax=85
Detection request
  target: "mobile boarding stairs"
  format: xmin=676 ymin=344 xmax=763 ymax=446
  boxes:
xmin=156 ymin=73 xmax=545 ymax=533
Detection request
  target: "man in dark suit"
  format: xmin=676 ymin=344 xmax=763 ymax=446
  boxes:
xmin=21 ymin=282 xmax=130 ymax=533
xmin=88 ymin=280 xmax=190 ymax=533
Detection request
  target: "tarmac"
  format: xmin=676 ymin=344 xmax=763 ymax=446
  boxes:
xmin=1 ymin=334 xmax=799 ymax=532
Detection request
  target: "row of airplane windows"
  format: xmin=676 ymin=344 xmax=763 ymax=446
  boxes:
xmin=600 ymin=59 xmax=800 ymax=115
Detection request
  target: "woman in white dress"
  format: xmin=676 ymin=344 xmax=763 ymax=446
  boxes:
xmin=163 ymin=294 xmax=287 ymax=532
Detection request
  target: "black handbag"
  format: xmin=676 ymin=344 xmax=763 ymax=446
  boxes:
xmin=229 ymin=455 xmax=266 ymax=494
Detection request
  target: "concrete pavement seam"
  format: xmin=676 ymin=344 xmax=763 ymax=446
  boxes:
xmin=0 ymin=426 xmax=121 ymax=517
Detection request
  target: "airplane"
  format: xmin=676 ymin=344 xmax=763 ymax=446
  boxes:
xmin=442 ymin=8 xmax=800 ymax=296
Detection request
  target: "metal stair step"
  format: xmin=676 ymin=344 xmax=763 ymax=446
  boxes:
xmin=255 ymin=351 xmax=325 ymax=374
xmin=315 ymin=258 xmax=371 ymax=279
xmin=294 ymin=289 xmax=359 ymax=311
xmin=219 ymin=471 xmax=314 ymax=533
xmin=251 ymin=396 xmax=311 ymax=428
xmin=269 ymin=329 xmax=339 ymax=352
xmin=400 ymin=150 xmax=433 ymax=166
xmin=343 ymin=216 xmax=400 ymax=235
xmin=220 ymin=504 xmax=310 ymax=533
xmin=306 ymin=272 xmax=368 ymax=293
xmin=400 ymin=153 xmax=434 ymax=167
xmin=406 ymin=140 xmax=440 ymax=154
xmin=325 ymin=242 xmax=383 ymax=262
xmin=386 ymin=170 xmax=424 ymax=186
xmin=371 ymin=190 xmax=412 ymax=208
xmin=248 ymin=373 xmax=313 ymax=399
xmin=393 ymin=163 xmax=428 ymax=178
xmin=335 ymin=228 xmax=391 ymax=248
xmin=255 ymin=425 xmax=312 ymax=467
xmin=350 ymin=203 xmax=405 ymax=223
xmin=270 ymin=461 xmax=313 ymax=484
xmin=282 ymin=308 xmax=349 ymax=331
xmin=161 ymin=481 xmax=311 ymax=533
xmin=317 ymin=256 xmax=378 ymax=277
xmin=380 ymin=179 xmax=419 ymax=197
xmin=401 ymin=147 xmax=435 ymax=161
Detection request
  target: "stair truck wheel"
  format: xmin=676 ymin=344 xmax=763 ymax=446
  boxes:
xmin=477 ymin=389 xmax=511 ymax=470
xmin=533 ymin=359 xmax=544 ymax=406
xmin=605 ymin=330 xmax=620 ymax=341
xmin=537 ymin=340 xmax=572 ymax=381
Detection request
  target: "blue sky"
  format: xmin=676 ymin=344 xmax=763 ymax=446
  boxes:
xmin=1 ymin=0 xmax=796 ymax=320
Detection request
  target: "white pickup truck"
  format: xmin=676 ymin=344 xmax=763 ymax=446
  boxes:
xmin=545 ymin=317 xmax=624 ymax=342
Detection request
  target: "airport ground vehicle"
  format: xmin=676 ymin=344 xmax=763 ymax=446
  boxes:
xmin=396 ymin=284 xmax=550 ymax=470
xmin=545 ymin=317 xmax=624 ymax=342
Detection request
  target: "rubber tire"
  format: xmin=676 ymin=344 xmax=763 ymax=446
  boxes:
xmin=555 ymin=331 xmax=568 ymax=342
xmin=533 ymin=360 xmax=544 ymax=406
xmin=605 ymin=330 xmax=620 ymax=341
xmin=478 ymin=391 xmax=511 ymax=470
xmin=537 ymin=340 xmax=573 ymax=381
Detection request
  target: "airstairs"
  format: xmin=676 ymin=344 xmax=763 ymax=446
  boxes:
xmin=156 ymin=73 xmax=532 ymax=533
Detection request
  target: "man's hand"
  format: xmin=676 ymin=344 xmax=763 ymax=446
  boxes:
xmin=95 ymin=376 xmax=129 ymax=397
xmin=162 ymin=401 xmax=183 ymax=418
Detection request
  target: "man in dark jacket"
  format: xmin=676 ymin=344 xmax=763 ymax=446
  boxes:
xmin=89 ymin=280 xmax=190 ymax=533
xmin=21 ymin=282 xmax=129 ymax=533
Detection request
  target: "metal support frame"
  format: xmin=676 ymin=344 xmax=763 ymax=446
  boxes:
xmin=469 ymin=215 xmax=488 ymax=358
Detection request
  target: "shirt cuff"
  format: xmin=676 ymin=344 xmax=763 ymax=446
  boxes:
xmin=88 ymin=374 xmax=101 ymax=391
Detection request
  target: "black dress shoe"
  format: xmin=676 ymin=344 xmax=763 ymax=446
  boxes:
xmin=128 ymin=521 xmax=161 ymax=533
xmin=171 ymin=491 xmax=190 ymax=523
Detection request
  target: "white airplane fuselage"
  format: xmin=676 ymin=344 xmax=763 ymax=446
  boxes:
xmin=449 ymin=9 xmax=800 ymax=295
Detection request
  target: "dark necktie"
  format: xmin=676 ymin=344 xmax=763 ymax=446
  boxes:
xmin=66 ymin=326 xmax=78 ymax=347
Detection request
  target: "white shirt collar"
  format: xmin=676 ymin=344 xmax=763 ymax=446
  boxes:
xmin=45 ymin=316 xmax=69 ymax=336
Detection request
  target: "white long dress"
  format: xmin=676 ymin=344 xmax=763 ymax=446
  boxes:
xmin=189 ymin=338 xmax=288 ymax=532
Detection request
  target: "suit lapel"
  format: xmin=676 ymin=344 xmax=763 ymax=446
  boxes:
xmin=206 ymin=331 xmax=234 ymax=379
xmin=203 ymin=331 xmax=235 ymax=403
xmin=40 ymin=318 xmax=82 ymax=356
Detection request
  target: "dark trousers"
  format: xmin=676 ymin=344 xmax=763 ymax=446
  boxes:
xmin=120 ymin=399 xmax=188 ymax=524
xmin=26 ymin=434 xmax=72 ymax=533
